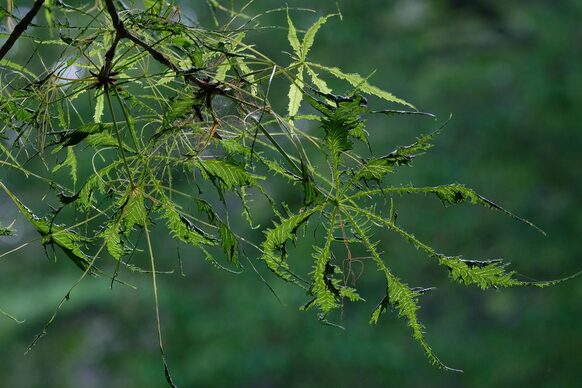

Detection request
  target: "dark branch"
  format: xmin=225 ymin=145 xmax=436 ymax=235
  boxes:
xmin=0 ymin=0 xmax=46 ymax=61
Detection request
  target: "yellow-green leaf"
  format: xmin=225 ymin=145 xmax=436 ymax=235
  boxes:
xmin=302 ymin=15 xmax=335 ymax=59
xmin=286 ymin=12 xmax=302 ymax=57
xmin=288 ymin=67 xmax=305 ymax=117
xmin=309 ymin=62 xmax=414 ymax=108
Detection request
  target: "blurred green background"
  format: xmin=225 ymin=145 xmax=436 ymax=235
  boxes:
xmin=1 ymin=1 xmax=581 ymax=386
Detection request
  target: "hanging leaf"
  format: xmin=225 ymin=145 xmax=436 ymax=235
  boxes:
xmin=52 ymin=147 xmax=78 ymax=186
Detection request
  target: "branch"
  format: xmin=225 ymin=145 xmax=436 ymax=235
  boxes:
xmin=0 ymin=0 xmax=46 ymax=61
xmin=102 ymin=0 xmax=213 ymax=88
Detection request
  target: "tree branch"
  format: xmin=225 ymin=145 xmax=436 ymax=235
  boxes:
xmin=0 ymin=0 xmax=46 ymax=61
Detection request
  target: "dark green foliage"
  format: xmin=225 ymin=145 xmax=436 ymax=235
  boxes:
xmin=0 ymin=1 xmax=576 ymax=383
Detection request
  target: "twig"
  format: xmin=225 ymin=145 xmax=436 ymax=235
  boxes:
xmin=0 ymin=0 xmax=46 ymax=61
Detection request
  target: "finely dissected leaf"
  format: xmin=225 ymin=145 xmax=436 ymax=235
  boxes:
xmin=439 ymin=257 xmax=520 ymax=289
xmin=100 ymin=221 xmax=126 ymax=260
xmin=119 ymin=188 xmax=147 ymax=232
xmin=261 ymin=209 xmax=318 ymax=283
xmin=380 ymin=133 xmax=435 ymax=166
xmin=0 ymin=2 xmax=573 ymax=376
xmin=355 ymin=159 xmax=393 ymax=182
xmin=309 ymin=209 xmax=340 ymax=313
xmin=0 ymin=221 xmax=15 ymax=236
xmin=219 ymin=223 xmax=239 ymax=266
xmin=344 ymin=207 xmax=458 ymax=371
xmin=194 ymin=159 xmax=260 ymax=191
xmin=57 ymin=123 xmax=133 ymax=151
xmin=158 ymin=194 xmax=215 ymax=247
xmin=309 ymin=62 xmax=414 ymax=108
xmin=78 ymin=160 xmax=123 ymax=210
xmin=429 ymin=184 xmax=545 ymax=234
xmin=94 ymin=93 xmax=105 ymax=123
xmin=355 ymin=133 xmax=434 ymax=182
xmin=0 ymin=182 xmax=94 ymax=271
xmin=52 ymin=147 xmax=77 ymax=186
xmin=438 ymin=257 xmax=576 ymax=289
xmin=308 ymin=94 xmax=367 ymax=157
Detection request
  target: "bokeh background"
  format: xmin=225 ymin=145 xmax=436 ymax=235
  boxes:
xmin=1 ymin=1 xmax=581 ymax=387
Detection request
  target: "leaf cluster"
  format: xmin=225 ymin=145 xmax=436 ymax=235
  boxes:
xmin=0 ymin=0 xmax=576 ymax=381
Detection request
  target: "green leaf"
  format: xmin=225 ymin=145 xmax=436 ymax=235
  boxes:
xmin=286 ymin=11 xmax=302 ymax=57
xmin=288 ymin=66 xmax=305 ymax=117
xmin=100 ymin=221 xmax=126 ymax=260
xmin=310 ymin=248 xmax=340 ymax=313
xmin=261 ymin=209 xmax=318 ymax=284
xmin=302 ymin=15 xmax=335 ymax=59
xmin=0 ymin=221 xmax=15 ymax=236
xmin=0 ymin=59 xmax=37 ymax=78
xmin=119 ymin=188 xmax=147 ymax=232
xmin=306 ymin=66 xmax=332 ymax=94
xmin=94 ymin=93 xmax=104 ymax=123
xmin=194 ymin=159 xmax=260 ymax=191
xmin=437 ymin=257 xmax=576 ymax=289
xmin=355 ymin=133 xmax=434 ymax=182
xmin=309 ymin=62 xmax=414 ymax=108
xmin=219 ymin=223 xmax=239 ymax=266
xmin=430 ymin=184 xmax=545 ymax=234
xmin=78 ymin=160 xmax=123 ymax=210
xmin=380 ymin=133 xmax=435 ymax=166
xmin=52 ymin=147 xmax=77 ymax=186
xmin=355 ymin=159 xmax=393 ymax=182
xmin=0 ymin=182 xmax=95 ymax=272
xmin=307 ymin=94 xmax=367 ymax=157
xmin=158 ymin=194 xmax=216 ymax=247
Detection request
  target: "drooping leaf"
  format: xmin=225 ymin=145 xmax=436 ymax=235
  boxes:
xmin=100 ymin=221 xmax=126 ymax=260
xmin=0 ymin=182 xmax=95 ymax=272
xmin=261 ymin=209 xmax=318 ymax=284
xmin=158 ymin=194 xmax=216 ymax=247
xmin=219 ymin=223 xmax=239 ymax=266
xmin=438 ymin=256 xmax=573 ymax=289
xmin=52 ymin=147 xmax=77 ymax=186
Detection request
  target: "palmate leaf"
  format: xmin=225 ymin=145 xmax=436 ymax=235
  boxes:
xmin=285 ymin=13 xmax=337 ymax=118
